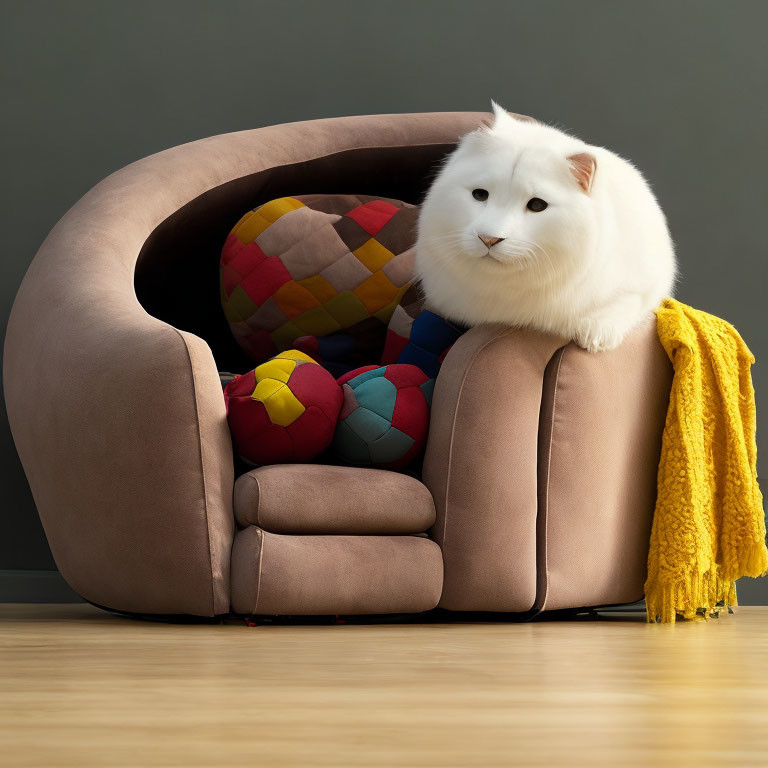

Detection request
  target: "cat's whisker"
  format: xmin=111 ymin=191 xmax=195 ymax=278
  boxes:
xmin=503 ymin=238 xmax=557 ymax=280
xmin=429 ymin=236 xmax=467 ymax=248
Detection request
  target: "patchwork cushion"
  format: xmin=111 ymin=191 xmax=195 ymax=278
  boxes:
xmin=332 ymin=364 xmax=434 ymax=470
xmin=221 ymin=194 xmax=419 ymax=364
xmin=381 ymin=285 xmax=466 ymax=378
xmin=223 ymin=350 xmax=343 ymax=466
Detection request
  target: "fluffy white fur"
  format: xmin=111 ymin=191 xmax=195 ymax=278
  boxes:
xmin=415 ymin=103 xmax=677 ymax=351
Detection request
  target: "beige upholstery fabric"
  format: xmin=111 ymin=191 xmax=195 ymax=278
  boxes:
xmin=234 ymin=464 xmax=436 ymax=534
xmin=424 ymin=318 xmax=671 ymax=614
xmin=423 ymin=325 xmax=567 ymax=612
xmin=537 ymin=315 xmax=672 ymax=610
xmin=4 ymin=112 xmax=485 ymax=616
xmin=230 ymin=528 xmax=443 ymax=615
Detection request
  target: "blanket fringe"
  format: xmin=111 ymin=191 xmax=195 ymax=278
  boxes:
xmin=645 ymin=569 xmax=739 ymax=623
xmin=646 ymin=542 xmax=767 ymax=623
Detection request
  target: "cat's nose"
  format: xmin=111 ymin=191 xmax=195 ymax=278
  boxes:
xmin=478 ymin=235 xmax=504 ymax=248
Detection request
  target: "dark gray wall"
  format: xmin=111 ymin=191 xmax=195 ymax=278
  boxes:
xmin=2 ymin=0 xmax=766 ymax=602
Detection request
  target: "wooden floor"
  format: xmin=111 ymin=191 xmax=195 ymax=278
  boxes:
xmin=1 ymin=605 xmax=767 ymax=767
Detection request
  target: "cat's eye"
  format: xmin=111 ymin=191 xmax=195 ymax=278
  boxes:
xmin=472 ymin=189 xmax=489 ymax=201
xmin=526 ymin=197 xmax=548 ymax=212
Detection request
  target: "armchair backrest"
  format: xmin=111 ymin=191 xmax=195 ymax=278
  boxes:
xmin=135 ymin=114 xmax=486 ymax=371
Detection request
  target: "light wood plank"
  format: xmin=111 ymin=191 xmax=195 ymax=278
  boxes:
xmin=1 ymin=604 xmax=767 ymax=767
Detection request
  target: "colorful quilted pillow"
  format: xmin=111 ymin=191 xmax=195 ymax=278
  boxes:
xmin=382 ymin=285 xmax=466 ymax=378
xmin=332 ymin=364 xmax=434 ymax=470
xmin=223 ymin=350 xmax=343 ymax=466
xmin=221 ymin=194 xmax=418 ymax=365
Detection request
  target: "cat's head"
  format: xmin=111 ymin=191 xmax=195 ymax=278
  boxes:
xmin=417 ymin=103 xmax=598 ymax=287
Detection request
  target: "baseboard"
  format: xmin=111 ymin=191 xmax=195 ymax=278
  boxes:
xmin=0 ymin=569 xmax=85 ymax=603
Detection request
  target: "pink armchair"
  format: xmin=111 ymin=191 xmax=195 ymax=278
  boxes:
xmin=4 ymin=113 xmax=670 ymax=619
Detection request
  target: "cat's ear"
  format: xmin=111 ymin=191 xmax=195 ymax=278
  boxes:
xmin=483 ymin=101 xmax=516 ymax=129
xmin=483 ymin=102 xmax=538 ymax=131
xmin=491 ymin=101 xmax=509 ymax=123
xmin=568 ymin=152 xmax=597 ymax=193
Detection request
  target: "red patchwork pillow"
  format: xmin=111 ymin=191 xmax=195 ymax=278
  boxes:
xmin=224 ymin=350 xmax=343 ymax=466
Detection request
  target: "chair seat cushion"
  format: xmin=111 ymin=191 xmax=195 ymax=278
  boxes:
xmin=234 ymin=464 xmax=436 ymax=534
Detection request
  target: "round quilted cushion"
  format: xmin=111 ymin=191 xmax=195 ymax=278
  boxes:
xmin=332 ymin=364 xmax=434 ymax=470
xmin=224 ymin=350 xmax=343 ymax=466
xmin=220 ymin=194 xmax=418 ymax=364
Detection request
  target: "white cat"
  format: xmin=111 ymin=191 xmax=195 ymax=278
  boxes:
xmin=415 ymin=103 xmax=677 ymax=351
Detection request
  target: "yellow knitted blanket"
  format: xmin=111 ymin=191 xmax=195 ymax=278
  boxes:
xmin=645 ymin=299 xmax=767 ymax=622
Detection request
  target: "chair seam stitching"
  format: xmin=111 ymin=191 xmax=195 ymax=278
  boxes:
xmin=253 ymin=529 xmax=264 ymax=614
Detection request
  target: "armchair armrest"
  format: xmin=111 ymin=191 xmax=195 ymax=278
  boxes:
xmin=5 ymin=292 xmax=234 ymax=616
xmin=423 ymin=325 xmax=566 ymax=611
xmin=423 ymin=318 xmax=671 ymax=613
